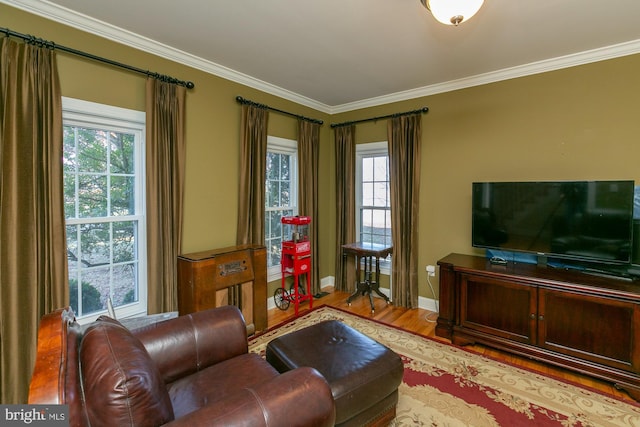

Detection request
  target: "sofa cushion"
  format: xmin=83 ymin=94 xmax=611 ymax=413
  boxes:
xmin=80 ymin=316 xmax=174 ymax=427
xmin=167 ymin=352 xmax=279 ymax=418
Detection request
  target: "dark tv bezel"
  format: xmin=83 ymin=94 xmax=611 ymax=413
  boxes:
xmin=471 ymin=180 xmax=635 ymax=266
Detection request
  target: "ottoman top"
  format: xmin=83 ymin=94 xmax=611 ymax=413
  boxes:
xmin=268 ymin=320 xmax=397 ymax=381
xmin=265 ymin=319 xmax=404 ymax=425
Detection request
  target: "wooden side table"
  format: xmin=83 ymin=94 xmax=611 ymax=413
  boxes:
xmin=341 ymin=242 xmax=393 ymax=312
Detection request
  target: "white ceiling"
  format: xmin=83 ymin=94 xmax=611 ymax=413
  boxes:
xmin=5 ymin=0 xmax=640 ymax=113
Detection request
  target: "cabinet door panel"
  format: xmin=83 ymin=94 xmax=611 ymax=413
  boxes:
xmin=539 ymin=288 xmax=640 ymax=371
xmin=460 ymin=274 xmax=536 ymax=344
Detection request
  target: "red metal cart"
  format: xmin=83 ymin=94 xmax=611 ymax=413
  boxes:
xmin=274 ymin=216 xmax=313 ymax=316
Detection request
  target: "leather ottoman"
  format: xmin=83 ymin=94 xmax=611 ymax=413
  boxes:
xmin=266 ymin=320 xmax=404 ymax=427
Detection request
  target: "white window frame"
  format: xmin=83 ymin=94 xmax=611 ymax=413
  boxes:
xmin=265 ymin=136 xmax=298 ymax=282
xmin=62 ymin=97 xmax=147 ymax=323
xmin=356 ymin=141 xmax=391 ymax=273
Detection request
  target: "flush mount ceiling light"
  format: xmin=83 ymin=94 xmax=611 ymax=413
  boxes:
xmin=420 ymin=0 xmax=485 ymax=26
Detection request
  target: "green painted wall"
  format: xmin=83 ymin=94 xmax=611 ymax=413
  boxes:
xmin=4 ymin=3 xmax=640 ymax=302
xmin=330 ymin=56 xmax=640 ymax=300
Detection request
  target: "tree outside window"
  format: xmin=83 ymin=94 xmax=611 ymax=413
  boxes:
xmin=264 ymin=136 xmax=297 ymax=281
xmin=63 ymin=98 xmax=146 ymax=321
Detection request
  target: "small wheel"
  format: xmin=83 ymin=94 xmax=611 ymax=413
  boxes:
xmin=274 ymin=288 xmax=290 ymax=310
xmin=289 ymin=284 xmax=305 ymax=298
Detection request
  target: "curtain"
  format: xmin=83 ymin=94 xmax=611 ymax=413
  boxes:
xmin=388 ymin=114 xmax=422 ymax=308
xmin=334 ymin=125 xmax=356 ymax=292
xmin=298 ymin=120 xmax=320 ymax=295
xmin=236 ymin=105 xmax=268 ymax=245
xmin=145 ymin=78 xmax=186 ymax=314
xmin=0 ymin=38 xmax=67 ymax=403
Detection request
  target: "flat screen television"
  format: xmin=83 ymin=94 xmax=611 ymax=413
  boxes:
xmin=472 ymin=180 xmax=635 ymax=265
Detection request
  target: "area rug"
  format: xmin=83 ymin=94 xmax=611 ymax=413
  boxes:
xmin=248 ymin=306 xmax=640 ymax=427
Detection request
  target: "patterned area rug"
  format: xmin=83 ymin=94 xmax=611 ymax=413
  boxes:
xmin=248 ymin=306 xmax=640 ymax=427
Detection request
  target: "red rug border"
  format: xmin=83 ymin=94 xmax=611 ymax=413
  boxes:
xmin=253 ymin=303 xmax=640 ymax=408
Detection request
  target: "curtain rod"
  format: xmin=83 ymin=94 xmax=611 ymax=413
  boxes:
xmin=1 ymin=27 xmax=195 ymax=89
xmin=235 ymin=96 xmax=323 ymax=125
xmin=330 ymin=106 xmax=429 ymax=128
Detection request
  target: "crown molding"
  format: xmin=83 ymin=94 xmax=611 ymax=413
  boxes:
xmin=4 ymin=0 xmax=640 ymax=115
xmin=329 ymin=38 xmax=640 ymax=114
xmin=2 ymin=0 xmax=334 ymax=113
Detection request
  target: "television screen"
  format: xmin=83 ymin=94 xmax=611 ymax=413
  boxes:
xmin=472 ymin=181 xmax=635 ymax=264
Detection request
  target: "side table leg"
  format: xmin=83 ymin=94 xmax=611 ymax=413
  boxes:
xmin=347 ymin=280 xmax=366 ymax=305
xmin=368 ymin=289 xmax=375 ymax=313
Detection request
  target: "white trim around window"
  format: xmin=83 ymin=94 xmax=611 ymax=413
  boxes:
xmin=355 ymin=141 xmax=391 ymax=275
xmin=62 ymin=97 xmax=147 ymax=324
xmin=266 ymin=136 xmax=298 ymax=282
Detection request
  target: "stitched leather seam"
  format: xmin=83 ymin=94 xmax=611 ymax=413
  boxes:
xmin=246 ymin=388 xmax=269 ymax=426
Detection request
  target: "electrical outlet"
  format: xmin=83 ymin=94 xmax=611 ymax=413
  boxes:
xmin=426 ymin=265 xmax=436 ymax=277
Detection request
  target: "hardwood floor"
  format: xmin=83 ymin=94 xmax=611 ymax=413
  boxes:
xmin=267 ymin=287 xmax=635 ymax=404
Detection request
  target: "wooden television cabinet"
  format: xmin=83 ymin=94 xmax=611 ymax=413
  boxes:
xmin=437 ymin=253 xmax=640 ymax=401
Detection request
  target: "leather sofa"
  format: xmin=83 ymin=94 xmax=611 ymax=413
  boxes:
xmin=29 ymin=305 xmax=335 ymax=427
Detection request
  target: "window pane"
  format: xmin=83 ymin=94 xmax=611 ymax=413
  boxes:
xmin=63 ymin=127 xmax=78 ymax=173
xmin=280 ymin=181 xmax=290 ymax=206
xmin=69 ymin=276 xmax=103 ymax=316
xmin=362 ymin=157 xmax=374 ymax=182
xmin=363 ymin=183 xmax=374 ymax=206
xmin=113 ymin=221 xmax=136 ymax=263
xmin=66 ymin=225 xmax=79 ymax=270
xmin=270 ymin=212 xmax=282 ymax=239
xmin=373 ymin=182 xmax=388 ymax=207
xmin=80 ymin=223 xmax=110 ymax=266
xmin=113 ymin=264 xmax=137 ymax=305
xmin=267 ymin=152 xmax=279 ymax=180
xmin=78 ymin=174 xmax=107 ymax=218
xmin=371 ymin=210 xmax=386 ymax=233
xmin=267 ymin=238 xmax=282 ymax=268
xmin=265 ymin=180 xmax=274 ymax=207
xmin=64 ymin=173 xmax=77 ymax=219
xmin=362 ymin=208 xmax=373 ymax=229
xmin=75 ymin=269 xmax=108 ymax=316
xmin=78 ymin=128 xmax=107 ymax=173
xmin=111 ymin=176 xmax=135 ymax=216
xmin=110 ymin=132 xmax=135 ymax=174
xmin=373 ymin=156 xmax=388 ymax=181
xmin=280 ymin=154 xmax=290 ymax=180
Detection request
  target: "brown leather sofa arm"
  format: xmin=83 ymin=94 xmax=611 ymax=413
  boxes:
xmin=28 ymin=307 xmax=74 ymax=404
xmin=134 ymin=305 xmax=249 ymax=383
xmin=163 ymin=367 xmax=336 ymax=427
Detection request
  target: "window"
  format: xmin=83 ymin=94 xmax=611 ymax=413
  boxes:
xmin=63 ymin=97 xmax=147 ymax=322
xmin=265 ymin=136 xmax=298 ymax=281
xmin=356 ymin=142 xmax=392 ymax=266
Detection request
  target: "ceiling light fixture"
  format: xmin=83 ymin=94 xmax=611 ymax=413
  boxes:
xmin=420 ymin=0 xmax=484 ymax=26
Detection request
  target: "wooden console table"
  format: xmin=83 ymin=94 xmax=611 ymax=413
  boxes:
xmin=437 ymin=252 xmax=640 ymax=401
xmin=177 ymin=244 xmax=267 ymax=333
xmin=342 ymin=242 xmax=392 ymax=312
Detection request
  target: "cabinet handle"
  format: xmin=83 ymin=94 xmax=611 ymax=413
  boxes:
xmin=539 ymin=315 xmax=544 ymax=321
xmin=530 ymin=313 xmax=535 ymax=319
